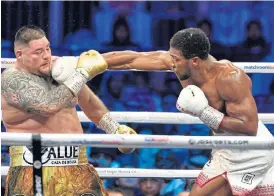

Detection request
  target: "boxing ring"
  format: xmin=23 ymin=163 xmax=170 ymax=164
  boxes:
xmin=1 ymin=58 xmax=274 ymax=194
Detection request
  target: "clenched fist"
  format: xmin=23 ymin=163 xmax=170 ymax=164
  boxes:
xmin=98 ymin=113 xmax=136 ymax=154
xmin=52 ymin=50 xmax=108 ymax=95
xmin=116 ymin=125 xmax=137 ymax=154
xmin=76 ymin=50 xmax=108 ymax=80
xmin=176 ymin=85 xmax=208 ymax=116
xmin=176 ymin=85 xmax=224 ymax=130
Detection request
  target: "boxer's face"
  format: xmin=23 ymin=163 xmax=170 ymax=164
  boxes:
xmin=17 ymin=37 xmax=52 ymax=76
xmin=169 ymin=47 xmax=191 ymax=80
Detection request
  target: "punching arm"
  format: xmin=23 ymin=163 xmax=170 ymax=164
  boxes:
xmin=102 ymin=51 xmax=174 ymax=71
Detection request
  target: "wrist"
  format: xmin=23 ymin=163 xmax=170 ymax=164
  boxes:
xmin=63 ymin=70 xmax=88 ymax=95
xmin=75 ymin=67 xmax=90 ymax=79
xmin=98 ymin=112 xmax=120 ymax=134
xmin=200 ymin=106 xmax=224 ymax=130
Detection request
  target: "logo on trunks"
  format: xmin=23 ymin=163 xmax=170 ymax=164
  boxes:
xmin=23 ymin=146 xmax=79 ymax=165
xmin=241 ymin=173 xmax=255 ymax=185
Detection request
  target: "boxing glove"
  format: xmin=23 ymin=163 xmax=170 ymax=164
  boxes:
xmin=176 ymin=85 xmax=208 ymax=116
xmin=52 ymin=50 xmax=107 ymax=95
xmin=75 ymin=50 xmax=108 ymax=80
xmin=176 ymin=85 xmax=224 ymax=130
xmin=98 ymin=112 xmax=136 ymax=154
xmin=51 ymin=56 xmax=78 ymax=84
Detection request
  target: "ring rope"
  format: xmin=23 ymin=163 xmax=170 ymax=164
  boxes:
xmin=78 ymin=112 xmax=274 ymax=124
xmin=1 ymin=58 xmax=274 ymax=73
xmin=2 ymin=133 xmax=274 ymax=149
xmin=1 ymin=166 xmax=200 ymax=178
xmin=2 ymin=111 xmax=272 ymax=124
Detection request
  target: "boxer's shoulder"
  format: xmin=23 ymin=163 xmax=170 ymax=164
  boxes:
xmin=215 ymin=60 xmax=246 ymax=82
xmin=2 ymin=67 xmax=46 ymax=82
xmin=2 ymin=67 xmax=17 ymax=76
xmin=215 ymin=62 xmax=252 ymax=98
xmin=2 ymin=68 xmax=49 ymax=94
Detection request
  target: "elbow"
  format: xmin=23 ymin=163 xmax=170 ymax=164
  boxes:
xmin=244 ymin=121 xmax=258 ymax=136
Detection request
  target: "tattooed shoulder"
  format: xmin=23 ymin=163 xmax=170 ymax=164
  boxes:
xmin=2 ymin=68 xmax=49 ymax=92
xmin=1 ymin=68 xmax=49 ymax=110
xmin=2 ymin=68 xmax=75 ymax=115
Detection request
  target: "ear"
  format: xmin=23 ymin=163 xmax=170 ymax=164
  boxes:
xmin=15 ymin=50 xmax=23 ymax=60
xmin=191 ymin=57 xmax=199 ymax=68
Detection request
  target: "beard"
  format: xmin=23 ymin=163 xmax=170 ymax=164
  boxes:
xmin=179 ymin=72 xmax=191 ymax=80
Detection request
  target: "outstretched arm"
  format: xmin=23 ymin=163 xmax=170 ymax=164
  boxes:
xmin=102 ymin=50 xmax=174 ymax=71
xmin=1 ymin=69 xmax=75 ymax=116
xmin=217 ymin=69 xmax=258 ymax=135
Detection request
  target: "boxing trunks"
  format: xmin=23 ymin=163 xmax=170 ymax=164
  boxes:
xmin=5 ymin=145 xmax=108 ymax=196
xmin=196 ymin=121 xmax=274 ymax=196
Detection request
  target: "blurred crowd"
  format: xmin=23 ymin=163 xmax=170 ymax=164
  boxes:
xmin=1 ymin=1 xmax=274 ymax=195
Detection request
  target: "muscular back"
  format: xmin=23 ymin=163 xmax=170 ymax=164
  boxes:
xmin=1 ymin=68 xmax=82 ymax=134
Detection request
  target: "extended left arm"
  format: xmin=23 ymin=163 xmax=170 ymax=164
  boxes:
xmin=102 ymin=50 xmax=173 ymax=70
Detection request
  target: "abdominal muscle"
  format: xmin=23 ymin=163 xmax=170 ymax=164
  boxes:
xmin=3 ymin=106 xmax=83 ymax=134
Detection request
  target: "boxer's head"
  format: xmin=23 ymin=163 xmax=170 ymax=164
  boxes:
xmin=14 ymin=25 xmax=51 ymax=76
xmin=169 ymin=28 xmax=210 ymax=80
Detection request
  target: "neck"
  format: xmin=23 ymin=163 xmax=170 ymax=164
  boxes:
xmin=15 ymin=61 xmax=29 ymax=72
xmin=189 ymin=56 xmax=215 ymax=87
xmin=15 ymin=61 xmax=49 ymax=79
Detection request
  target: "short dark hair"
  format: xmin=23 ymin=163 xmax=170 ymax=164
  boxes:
xmin=170 ymin=28 xmax=210 ymax=60
xmin=14 ymin=25 xmax=45 ymax=45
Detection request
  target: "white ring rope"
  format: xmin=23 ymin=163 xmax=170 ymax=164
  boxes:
xmin=1 ymin=58 xmax=274 ymax=73
xmin=2 ymin=133 xmax=274 ymax=149
xmin=1 ymin=166 xmax=200 ymax=178
xmin=78 ymin=112 xmax=274 ymax=124
xmin=1 ymin=111 xmax=273 ymax=124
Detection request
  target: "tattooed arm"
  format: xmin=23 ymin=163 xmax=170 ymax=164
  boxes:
xmin=1 ymin=69 xmax=75 ymax=116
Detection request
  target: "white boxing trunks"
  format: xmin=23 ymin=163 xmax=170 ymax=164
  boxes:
xmin=196 ymin=121 xmax=274 ymax=196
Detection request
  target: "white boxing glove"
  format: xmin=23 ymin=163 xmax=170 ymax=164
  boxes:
xmin=51 ymin=56 xmax=78 ymax=84
xmin=176 ymin=85 xmax=224 ymax=130
xmin=51 ymin=51 xmax=108 ymax=95
xmin=176 ymin=85 xmax=208 ymax=116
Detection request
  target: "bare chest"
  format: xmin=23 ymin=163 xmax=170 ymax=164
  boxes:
xmin=3 ymin=105 xmax=82 ymax=133
xmin=200 ymin=82 xmax=225 ymax=113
